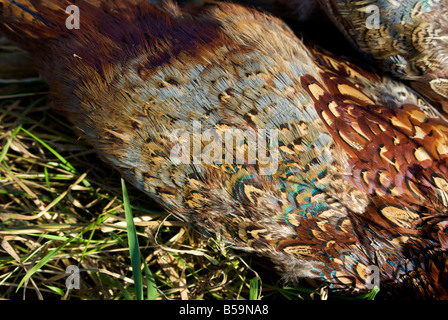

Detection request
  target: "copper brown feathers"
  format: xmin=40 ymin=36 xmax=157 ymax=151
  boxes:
xmin=1 ymin=0 xmax=448 ymax=299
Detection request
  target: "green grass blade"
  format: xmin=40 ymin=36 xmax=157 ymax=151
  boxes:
xmin=249 ymin=277 xmax=259 ymax=300
xmin=366 ymin=286 xmax=380 ymax=300
xmin=16 ymin=241 xmax=69 ymax=292
xmin=0 ymin=123 xmax=23 ymax=163
xmin=143 ymin=260 xmax=158 ymax=300
xmin=121 ymin=178 xmax=143 ymax=300
xmin=43 ymin=284 xmax=65 ymax=297
xmin=20 ymin=127 xmax=91 ymax=187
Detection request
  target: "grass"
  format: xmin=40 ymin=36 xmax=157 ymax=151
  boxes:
xmin=0 ymin=37 xmax=376 ymax=301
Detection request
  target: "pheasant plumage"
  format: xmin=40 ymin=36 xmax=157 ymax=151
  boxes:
xmin=1 ymin=0 xmax=448 ymax=298
xmin=232 ymin=0 xmax=448 ymax=119
xmin=317 ymin=0 xmax=448 ymax=119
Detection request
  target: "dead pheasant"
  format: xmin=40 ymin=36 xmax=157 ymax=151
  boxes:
xmin=1 ymin=0 xmax=448 ymax=299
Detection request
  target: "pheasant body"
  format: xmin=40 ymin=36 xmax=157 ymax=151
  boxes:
xmin=1 ymin=0 xmax=448 ymax=298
